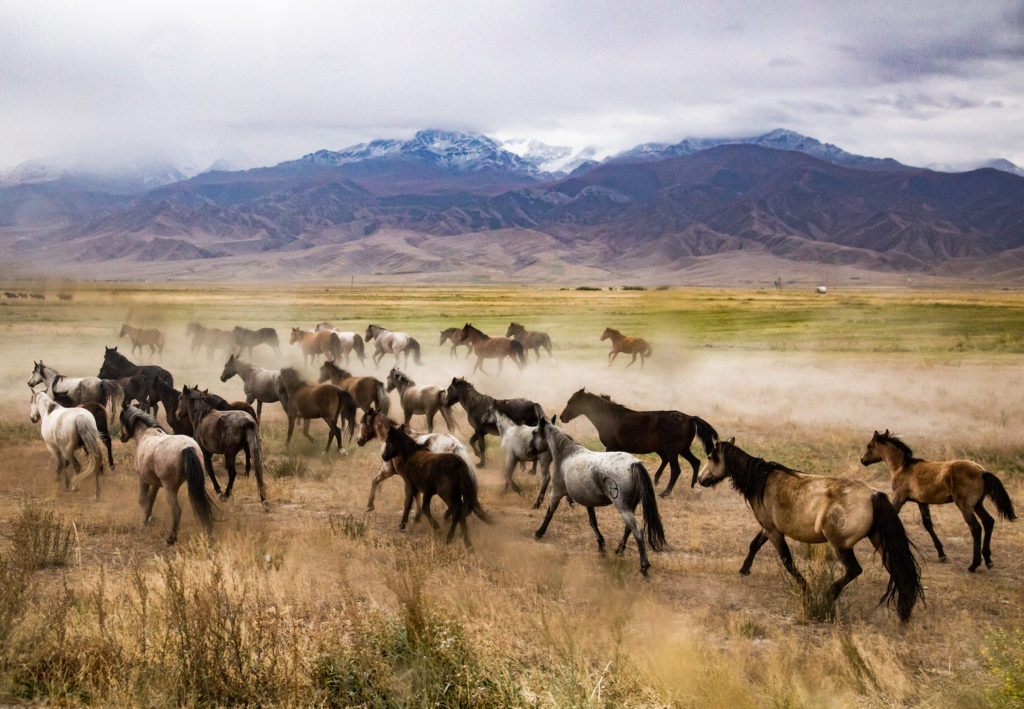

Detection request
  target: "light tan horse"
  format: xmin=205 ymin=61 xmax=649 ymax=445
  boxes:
xmin=186 ymin=323 xmax=236 ymax=359
xmin=699 ymin=438 xmax=922 ymax=622
xmin=119 ymin=404 xmax=215 ymax=544
xmin=860 ymin=430 xmax=1016 ymax=571
xmin=290 ymin=328 xmax=340 ymax=366
xmin=601 ymin=327 xmax=652 ymax=368
xmin=119 ymin=323 xmax=166 ymax=357
xmin=278 ymin=367 xmax=356 ymax=452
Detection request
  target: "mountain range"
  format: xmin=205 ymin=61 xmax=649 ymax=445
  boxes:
xmin=2 ymin=129 xmax=1024 ymax=285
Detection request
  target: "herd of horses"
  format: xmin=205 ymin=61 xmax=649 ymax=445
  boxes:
xmin=21 ymin=318 xmax=1020 ymax=625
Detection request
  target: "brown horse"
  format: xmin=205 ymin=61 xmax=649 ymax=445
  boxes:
xmin=860 ymin=430 xmax=1016 ymax=571
xmin=278 ymin=367 xmax=356 ymax=452
xmin=151 ymin=379 xmax=257 ymax=437
xmin=461 ymin=323 xmax=527 ymax=374
xmin=382 ymin=425 xmax=492 ymax=547
xmin=290 ymin=327 xmax=340 ymax=366
xmin=119 ymin=323 xmax=166 ymax=357
xmin=506 ymin=322 xmax=553 ymax=362
xmin=560 ymin=388 xmax=718 ymax=496
xmin=186 ymin=323 xmax=236 ymax=359
xmin=601 ymin=327 xmax=652 ymax=368
xmin=318 ymin=361 xmax=390 ymax=414
xmin=176 ymin=386 xmax=268 ymax=508
xmin=440 ymin=327 xmax=473 ymax=358
xmin=700 ymin=438 xmax=923 ymax=623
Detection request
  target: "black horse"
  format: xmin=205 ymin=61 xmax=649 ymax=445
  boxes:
xmin=444 ymin=377 xmax=543 ymax=466
xmin=98 ymin=347 xmax=174 ymax=416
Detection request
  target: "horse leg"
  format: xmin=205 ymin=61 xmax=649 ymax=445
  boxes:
xmin=425 ymin=406 xmax=435 ymax=434
xmin=203 ymin=451 xmax=224 ymax=498
xmin=534 ymin=494 xmax=564 ymax=539
xmin=473 ymin=357 xmax=485 ymax=375
xmin=285 ymin=415 xmax=296 ymax=447
xmin=682 ymin=449 xmax=701 ymax=489
xmin=324 ymin=420 xmax=340 ymax=454
xmin=400 ymin=482 xmax=416 ymax=530
xmin=974 ymin=500 xmax=996 ymax=569
xmin=502 ymin=453 xmax=522 ymax=495
xmin=608 ymin=350 xmax=616 ymax=367
xmin=139 ymin=480 xmax=155 ymax=524
xmin=533 ymin=455 xmax=551 ymax=509
xmin=471 ymin=430 xmax=486 ymax=466
xmin=421 ymin=493 xmax=441 ymax=533
xmin=739 ymin=531 xmax=768 ymax=575
xmin=366 ymin=462 xmax=394 ymax=511
xmin=221 ymin=451 xmax=238 ymax=500
xmin=651 ymin=454 xmax=670 ymax=486
xmin=917 ymin=503 xmax=946 ymax=562
xmin=956 ymin=498 xmax=984 ymax=572
xmin=302 ymin=418 xmax=315 ymax=441
xmin=586 ymin=507 xmax=605 ymax=553
xmin=165 ymin=489 xmax=181 ymax=545
xmin=660 ymin=454 xmax=683 ymax=498
xmin=626 ymin=352 xmax=639 ymax=368
xmin=769 ymin=532 xmax=806 ymax=589
xmin=620 ymin=508 xmax=650 ymax=576
xmin=831 ymin=546 xmax=862 ymax=600
xmin=256 ymin=399 xmax=263 ymax=420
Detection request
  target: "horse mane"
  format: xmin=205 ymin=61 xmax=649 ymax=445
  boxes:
xmin=123 ymin=405 xmax=161 ymax=432
xmin=323 ymin=360 xmax=345 ymax=375
xmin=877 ymin=432 xmax=916 ymax=460
xmin=580 ymin=390 xmax=629 ymax=413
xmin=721 ymin=442 xmax=799 ymax=502
xmin=548 ymin=424 xmax=584 ymax=460
xmin=463 ymin=323 xmax=486 ymax=338
xmin=104 ymin=348 xmax=134 ymax=367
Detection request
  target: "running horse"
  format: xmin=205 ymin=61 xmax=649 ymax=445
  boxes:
xmin=440 ymin=326 xmax=473 ymax=358
xmin=97 ymin=347 xmax=174 ymax=416
xmin=443 ymin=377 xmax=543 ymax=466
xmin=365 ymin=324 xmax=421 ymax=368
xmin=290 ymin=327 xmax=340 ymax=366
xmin=860 ymin=430 xmax=1016 ymax=571
xmin=506 ymin=322 xmax=553 ymax=362
xmin=119 ymin=323 xmax=166 ymax=358
xmin=601 ymin=327 xmax=652 ymax=368
xmin=233 ymin=326 xmax=281 ymax=357
xmin=219 ymin=354 xmax=288 ymax=419
xmin=277 ymin=367 xmax=357 ymax=452
xmin=29 ymin=388 xmax=107 ymax=499
xmin=186 ymin=323 xmax=236 ymax=359
xmin=699 ymin=438 xmax=923 ymax=623
xmin=461 ymin=323 xmax=527 ymax=374
xmin=386 ymin=367 xmax=455 ymax=433
xmin=319 ymin=361 xmax=390 ymax=413
xmin=29 ymin=360 xmax=124 ymax=427
xmin=314 ymin=322 xmax=365 ymax=366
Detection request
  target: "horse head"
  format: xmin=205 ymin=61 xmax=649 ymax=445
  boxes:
xmin=600 ymin=328 xmax=615 ymax=341
xmin=506 ymin=322 xmax=523 ymax=338
xmin=365 ymin=324 xmax=377 ymax=341
xmin=697 ymin=437 xmax=735 ymax=487
xmin=356 ymin=407 xmax=378 ymax=446
xmin=559 ymin=388 xmax=587 ymax=422
xmin=289 ymin=328 xmax=304 ymax=343
xmin=220 ymin=354 xmax=237 ymax=382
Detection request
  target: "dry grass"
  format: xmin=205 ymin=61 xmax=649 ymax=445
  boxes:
xmin=0 ymin=283 xmax=1022 ymax=706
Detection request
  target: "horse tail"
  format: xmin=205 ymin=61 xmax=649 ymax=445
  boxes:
xmin=375 ymin=380 xmax=390 ymax=415
xmin=692 ymin=416 xmax=719 ymax=456
xmin=337 ymin=389 xmax=355 ymax=443
xmin=645 ymin=342 xmax=653 ymax=357
xmin=329 ymin=332 xmax=341 ymax=361
xmin=870 ymin=491 xmax=923 ymax=623
xmin=245 ymin=420 xmax=267 ymax=505
xmin=438 ymin=390 xmax=459 ymax=432
xmin=983 ymin=472 xmax=1017 ymax=521
xmin=183 ymin=448 xmax=214 ymax=535
xmin=105 ymin=381 xmax=124 ymax=428
xmin=408 ymin=337 xmax=422 ymax=365
xmin=543 ymin=333 xmax=553 ymax=355
xmin=459 ymin=460 xmax=493 ymax=524
xmin=75 ymin=415 xmax=105 ymax=480
xmin=353 ymin=334 xmax=365 ymax=362
xmin=82 ymin=403 xmax=115 ymax=469
xmin=632 ymin=462 xmax=666 ymax=551
xmin=511 ymin=340 xmax=527 ymax=367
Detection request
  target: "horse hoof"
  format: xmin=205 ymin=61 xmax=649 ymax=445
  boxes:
xmin=218 ymin=493 xmax=229 ymax=502
xmin=985 ymin=560 xmax=994 ymax=569
xmin=658 ymin=490 xmax=672 ymax=499
xmin=968 ymin=564 xmax=978 ymax=573
xmin=534 ymin=530 xmax=543 ymax=540
xmin=938 ymin=555 xmax=948 ymax=563
xmin=165 ymin=536 xmax=176 ymax=545
xmin=640 ymin=566 xmax=650 ymax=577
xmin=365 ymin=505 xmax=375 ymax=512
xmin=739 ymin=568 xmax=751 ymax=576
xmin=261 ymin=501 xmax=270 ymax=512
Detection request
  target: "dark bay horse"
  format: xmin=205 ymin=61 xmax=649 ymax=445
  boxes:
xmin=233 ymin=326 xmax=281 ymax=357
xmin=119 ymin=323 xmax=166 ymax=357
xmin=440 ymin=327 xmax=473 ymax=358
xmin=278 ymin=367 xmax=356 ymax=452
xmin=176 ymin=386 xmax=267 ymax=508
xmin=151 ymin=379 xmax=257 ymax=438
xmin=506 ymin=322 xmax=553 ymax=362
xmin=560 ymin=389 xmax=718 ymax=496
xmin=319 ymin=361 xmax=390 ymax=414
xmin=699 ymin=438 xmax=923 ymax=623
xmin=860 ymin=430 xmax=1016 ymax=571
xmin=461 ymin=323 xmax=526 ymax=374
xmin=601 ymin=327 xmax=652 ymax=368
xmin=382 ymin=425 xmax=492 ymax=547
xmin=98 ymin=347 xmax=173 ymax=416
xmin=444 ymin=377 xmax=543 ymax=466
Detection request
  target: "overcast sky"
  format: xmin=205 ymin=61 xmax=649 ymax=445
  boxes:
xmin=2 ymin=0 xmax=1023 ymax=173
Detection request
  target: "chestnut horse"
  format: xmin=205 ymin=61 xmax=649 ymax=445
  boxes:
xmin=860 ymin=430 xmax=1016 ymax=571
xmin=506 ymin=322 xmax=552 ymax=362
xmin=278 ymin=367 xmax=356 ymax=452
xmin=601 ymin=327 xmax=652 ymax=368
xmin=461 ymin=323 xmax=527 ymax=374
xmin=290 ymin=328 xmax=340 ymax=366
xmin=319 ymin=361 xmax=390 ymax=414
xmin=119 ymin=323 xmax=166 ymax=357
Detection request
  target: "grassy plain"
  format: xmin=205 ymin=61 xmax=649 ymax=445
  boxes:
xmin=0 ymin=283 xmax=1022 ymax=707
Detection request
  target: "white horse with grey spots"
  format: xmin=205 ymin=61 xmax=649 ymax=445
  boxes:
xmin=29 ymin=387 xmax=106 ymax=499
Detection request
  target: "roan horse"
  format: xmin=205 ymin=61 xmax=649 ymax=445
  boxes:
xmin=601 ymin=327 xmax=652 ymax=368
xmin=277 ymin=367 xmax=356 ymax=452
xmin=494 ymin=410 xmax=552 ymax=505
xmin=119 ymin=323 xmax=166 ymax=357
xmin=699 ymin=438 xmax=923 ymax=623
xmin=356 ymin=406 xmax=476 ymax=513
xmin=315 ymin=322 xmax=365 ymax=366
xmin=119 ymin=404 xmax=215 ymax=544
xmin=29 ymin=388 xmax=106 ymax=499
xmin=860 ymin=430 xmax=1016 ymax=571
xmin=29 ymin=360 xmax=124 ymax=427
xmin=531 ymin=416 xmax=666 ymax=576
xmin=220 ymin=354 xmax=288 ymax=419
xmin=506 ymin=322 xmax=553 ymax=362
xmin=386 ymin=367 xmax=454 ymax=433
xmin=319 ymin=361 xmax=390 ymax=414
xmin=560 ymin=388 xmax=718 ymax=496
xmin=176 ymin=386 xmax=267 ymax=508
xmin=365 ymin=324 xmax=422 ymax=368
xmin=382 ymin=425 xmax=492 ymax=547
xmin=444 ymin=377 xmax=544 ymax=466
xmin=233 ymin=326 xmax=281 ymax=357
xmin=461 ymin=323 xmax=527 ymax=374
xmin=290 ymin=327 xmax=340 ymax=365
xmin=440 ymin=326 xmax=473 ymax=358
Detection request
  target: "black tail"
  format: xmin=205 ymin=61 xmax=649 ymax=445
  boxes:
xmin=183 ymin=448 xmax=214 ymax=535
xmin=460 ymin=461 xmax=493 ymax=524
xmin=375 ymin=381 xmax=390 ymax=415
xmin=633 ymin=462 xmax=666 ymax=551
xmin=510 ymin=340 xmax=528 ymax=367
xmin=407 ymin=338 xmax=422 ymax=365
xmin=329 ymin=332 xmax=342 ymax=361
xmin=337 ymin=389 xmax=356 ymax=443
xmin=353 ymin=334 xmax=365 ymax=362
xmin=983 ymin=472 xmax=1017 ymax=521
xmin=870 ymin=491 xmax=922 ymax=623
xmin=692 ymin=416 xmax=719 ymax=456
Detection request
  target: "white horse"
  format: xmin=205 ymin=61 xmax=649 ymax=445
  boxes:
xmin=531 ymin=416 xmax=666 ymax=576
xmin=356 ymin=407 xmax=476 ymax=513
xmin=494 ymin=410 xmax=552 ymax=505
xmin=28 ymin=360 xmax=123 ymax=428
xmin=220 ymin=354 xmax=288 ymax=419
xmin=119 ymin=405 xmax=215 ymax=545
xmin=29 ymin=388 xmax=106 ymax=499
xmin=365 ymin=324 xmax=422 ymax=368
xmin=315 ymin=322 xmax=366 ymax=365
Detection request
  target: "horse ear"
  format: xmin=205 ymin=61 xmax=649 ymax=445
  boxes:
xmin=551 ymin=415 xmax=557 ymax=424
xmin=728 ymin=436 xmax=735 ymax=445
xmin=883 ymin=429 xmax=890 ymax=436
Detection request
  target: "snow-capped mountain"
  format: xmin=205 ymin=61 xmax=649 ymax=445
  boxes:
xmin=981 ymin=158 xmax=1024 ymax=178
xmin=3 ymin=151 xmax=195 ymax=195
xmin=498 ymin=139 xmax=602 ymax=176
